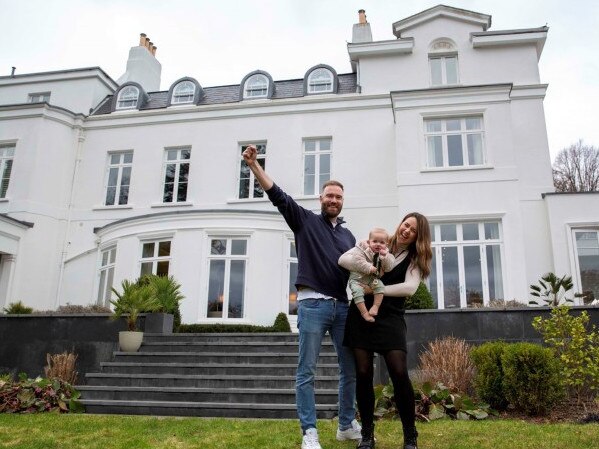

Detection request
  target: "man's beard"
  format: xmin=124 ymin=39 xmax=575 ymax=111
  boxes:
xmin=321 ymin=202 xmax=341 ymax=219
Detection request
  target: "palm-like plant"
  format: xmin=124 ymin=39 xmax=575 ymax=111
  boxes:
xmin=529 ymin=273 xmax=580 ymax=307
xmin=148 ymin=275 xmax=185 ymax=314
xmin=110 ymin=280 xmax=160 ymax=331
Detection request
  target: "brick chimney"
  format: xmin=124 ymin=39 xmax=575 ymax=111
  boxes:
xmin=352 ymin=9 xmax=372 ymax=43
xmin=117 ymin=33 xmax=162 ymax=91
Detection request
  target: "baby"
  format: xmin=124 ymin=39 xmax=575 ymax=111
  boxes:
xmin=341 ymin=227 xmax=395 ymax=322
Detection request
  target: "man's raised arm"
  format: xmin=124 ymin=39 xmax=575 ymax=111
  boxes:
xmin=242 ymin=144 xmax=274 ymax=191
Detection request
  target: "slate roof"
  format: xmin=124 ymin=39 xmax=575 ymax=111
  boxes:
xmin=92 ymin=73 xmax=358 ymax=116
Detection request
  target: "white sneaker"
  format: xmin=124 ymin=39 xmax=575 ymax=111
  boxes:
xmin=336 ymin=419 xmax=362 ymax=441
xmin=302 ymin=428 xmax=322 ymax=449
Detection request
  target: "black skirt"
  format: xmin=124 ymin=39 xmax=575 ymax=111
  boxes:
xmin=343 ymin=256 xmax=411 ymax=353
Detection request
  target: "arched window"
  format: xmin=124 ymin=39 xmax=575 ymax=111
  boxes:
xmin=429 ymin=39 xmax=459 ymax=86
xmin=172 ymin=81 xmax=196 ymax=104
xmin=244 ymin=74 xmax=269 ymax=99
xmin=307 ymin=68 xmax=334 ymax=93
xmin=116 ymin=86 xmax=140 ymax=109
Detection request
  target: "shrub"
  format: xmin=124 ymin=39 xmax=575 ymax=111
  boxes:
xmin=532 ymin=305 xmax=599 ymax=400
xmin=179 ymin=313 xmax=293 ymax=333
xmin=0 ymin=374 xmax=83 ymax=413
xmin=44 ymin=351 xmax=78 ymax=385
xmin=272 ymin=312 xmax=291 ymax=332
xmin=471 ymin=341 xmax=509 ymax=410
xmin=405 ymin=282 xmax=434 ymax=310
xmin=501 ymin=342 xmax=564 ymax=415
xmin=56 ymin=303 xmax=111 ymax=314
xmin=34 ymin=303 xmax=112 ymax=314
xmin=3 ymin=301 xmax=33 ymax=314
xmin=417 ymin=337 xmax=475 ymax=394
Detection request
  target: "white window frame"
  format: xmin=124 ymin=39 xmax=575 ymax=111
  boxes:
xmin=238 ymin=143 xmax=266 ymax=199
xmin=429 ymin=221 xmax=505 ymax=309
xmin=28 ymin=92 xmax=51 ymax=103
xmin=424 ymin=116 xmax=485 ymax=169
xmin=571 ymin=228 xmax=599 ymax=305
xmin=307 ymin=68 xmax=334 ymax=94
xmin=0 ymin=144 xmax=15 ymax=199
xmin=116 ymin=86 xmax=139 ymax=109
xmin=244 ymin=74 xmax=268 ymax=99
xmin=162 ymin=147 xmax=191 ymax=203
xmin=172 ymin=81 xmax=195 ymax=104
xmin=429 ymin=55 xmax=459 ymax=86
xmin=97 ymin=246 xmax=116 ymax=307
xmin=205 ymin=236 xmax=249 ymax=320
xmin=139 ymin=240 xmax=171 ymax=277
xmin=104 ymin=151 xmax=133 ymax=206
xmin=302 ymin=138 xmax=332 ymax=196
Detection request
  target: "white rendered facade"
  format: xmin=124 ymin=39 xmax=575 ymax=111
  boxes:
xmin=0 ymin=6 xmax=597 ymax=325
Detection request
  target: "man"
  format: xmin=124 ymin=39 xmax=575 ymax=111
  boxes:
xmin=242 ymin=145 xmax=361 ymax=449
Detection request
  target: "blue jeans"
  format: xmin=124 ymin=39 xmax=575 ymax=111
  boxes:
xmin=296 ymin=298 xmax=356 ymax=432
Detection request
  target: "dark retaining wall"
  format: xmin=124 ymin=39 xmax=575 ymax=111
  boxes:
xmin=0 ymin=313 xmax=170 ymax=382
xmin=1 ymin=308 xmax=598 ymax=385
xmin=376 ymin=306 xmax=599 ymax=384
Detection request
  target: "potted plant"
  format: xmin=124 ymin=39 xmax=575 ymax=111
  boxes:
xmin=110 ymin=280 xmax=159 ymax=352
xmin=138 ymin=275 xmax=185 ymax=332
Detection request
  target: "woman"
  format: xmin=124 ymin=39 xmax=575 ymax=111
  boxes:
xmin=339 ymin=212 xmax=432 ymax=449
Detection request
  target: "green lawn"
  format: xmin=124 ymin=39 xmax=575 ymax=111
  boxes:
xmin=0 ymin=414 xmax=597 ymax=449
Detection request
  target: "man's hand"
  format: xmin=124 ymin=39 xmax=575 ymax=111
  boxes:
xmin=242 ymin=144 xmax=258 ymax=166
xmin=240 ymin=144 xmax=274 ymax=191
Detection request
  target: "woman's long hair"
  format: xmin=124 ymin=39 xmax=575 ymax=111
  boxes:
xmin=388 ymin=212 xmax=432 ymax=278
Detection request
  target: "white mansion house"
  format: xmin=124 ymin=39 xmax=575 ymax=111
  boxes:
xmin=0 ymin=5 xmax=597 ymax=326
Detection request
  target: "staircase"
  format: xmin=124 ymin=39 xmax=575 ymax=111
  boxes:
xmin=78 ymin=333 xmax=340 ymax=418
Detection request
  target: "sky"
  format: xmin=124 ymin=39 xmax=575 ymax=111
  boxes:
xmin=1 ymin=0 xmax=597 ymax=160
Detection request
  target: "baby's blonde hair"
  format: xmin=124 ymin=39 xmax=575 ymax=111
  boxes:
xmin=368 ymin=227 xmax=389 ymax=241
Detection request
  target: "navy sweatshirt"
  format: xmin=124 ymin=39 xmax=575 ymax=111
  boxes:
xmin=266 ymin=183 xmax=356 ymax=302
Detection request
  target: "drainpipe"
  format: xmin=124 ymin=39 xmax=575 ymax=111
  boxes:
xmin=54 ymin=126 xmax=85 ymax=308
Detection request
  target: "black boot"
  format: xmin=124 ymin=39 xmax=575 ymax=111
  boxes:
xmin=403 ymin=426 xmax=418 ymax=449
xmin=357 ymin=425 xmax=375 ymax=449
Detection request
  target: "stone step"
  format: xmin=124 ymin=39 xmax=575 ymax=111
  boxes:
xmin=77 ymin=385 xmax=337 ymax=404
xmin=80 ymin=399 xmax=337 ymax=419
xmin=97 ymin=362 xmax=339 ymax=376
xmin=112 ymin=352 xmax=339 ymax=364
xmin=84 ymin=373 xmax=339 ymax=389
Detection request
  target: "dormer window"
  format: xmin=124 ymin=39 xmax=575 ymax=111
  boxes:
xmin=116 ymin=86 xmax=140 ymax=109
xmin=172 ymin=81 xmax=196 ymax=104
xmin=307 ymin=68 xmax=334 ymax=93
xmin=244 ymin=74 xmax=269 ymax=99
xmin=429 ymin=39 xmax=459 ymax=86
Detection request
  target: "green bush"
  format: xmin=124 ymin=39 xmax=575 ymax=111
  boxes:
xmin=272 ymin=312 xmax=291 ymax=332
xmin=532 ymin=306 xmax=599 ymax=400
xmin=179 ymin=313 xmax=293 ymax=333
xmin=405 ymin=282 xmax=434 ymax=309
xmin=501 ymin=342 xmax=564 ymax=415
xmin=3 ymin=301 xmax=33 ymax=314
xmin=471 ymin=342 xmax=509 ymax=411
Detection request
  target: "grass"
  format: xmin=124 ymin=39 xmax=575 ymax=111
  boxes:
xmin=0 ymin=414 xmax=598 ymax=449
